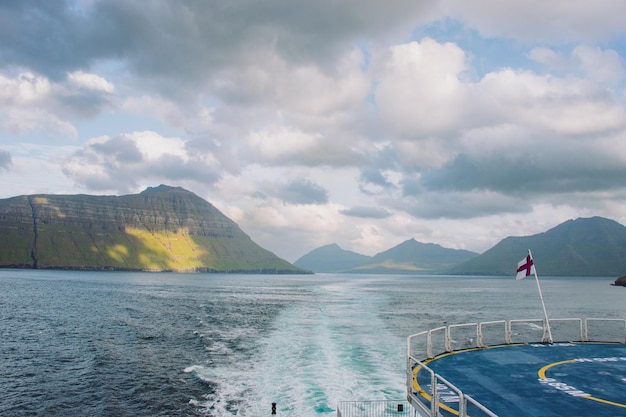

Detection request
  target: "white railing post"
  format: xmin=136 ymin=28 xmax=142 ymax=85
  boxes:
xmin=445 ymin=326 xmax=452 ymax=352
xmin=430 ymin=373 xmax=438 ymax=416
xmin=406 ymin=359 xmax=411 ymax=396
xmin=505 ymin=320 xmax=512 ymax=344
xmin=578 ymin=319 xmax=584 ymax=342
xmin=427 ymin=331 xmax=433 ymax=359
xmin=458 ymin=392 xmax=466 ymax=417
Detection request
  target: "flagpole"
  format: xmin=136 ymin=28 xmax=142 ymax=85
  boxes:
xmin=529 ymin=249 xmax=553 ymax=344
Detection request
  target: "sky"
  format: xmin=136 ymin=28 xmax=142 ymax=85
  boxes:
xmin=2 ymin=1 xmax=626 ymax=263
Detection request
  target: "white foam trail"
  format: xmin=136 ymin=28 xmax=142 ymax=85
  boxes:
xmin=188 ymin=279 xmax=406 ymax=416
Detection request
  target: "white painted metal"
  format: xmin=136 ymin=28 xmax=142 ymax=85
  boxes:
xmin=527 ymin=249 xmax=554 ymax=344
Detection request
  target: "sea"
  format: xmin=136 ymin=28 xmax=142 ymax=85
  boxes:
xmin=1 ymin=270 xmax=624 ymax=416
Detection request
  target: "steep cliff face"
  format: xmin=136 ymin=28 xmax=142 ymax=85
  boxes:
xmin=0 ymin=185 xmax=306 ymax=273
xmin=0 ymin=195 xmax=35 ymax=267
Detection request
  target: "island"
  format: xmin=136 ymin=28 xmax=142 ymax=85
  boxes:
xmin=612 ymin=276 xmax=626 ymax=287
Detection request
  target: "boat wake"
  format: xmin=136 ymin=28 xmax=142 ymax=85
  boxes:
xmin=186 ymin=281 xmax=406 ymax=416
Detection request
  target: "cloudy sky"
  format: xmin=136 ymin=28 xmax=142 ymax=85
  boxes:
xmin=2 ymin=0 xmax=626 ymax=262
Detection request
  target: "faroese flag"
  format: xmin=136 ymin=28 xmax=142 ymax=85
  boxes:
xmin=516 ymin=253 xmax=535 ymax=280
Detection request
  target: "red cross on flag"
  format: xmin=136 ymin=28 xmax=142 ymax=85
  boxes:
xmin=516 ymin=253 xmax=535 ymax=280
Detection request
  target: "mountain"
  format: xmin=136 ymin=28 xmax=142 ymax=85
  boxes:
xmin=0 ymin=185 xmax=307 ymax=273
xmin=294 ymin=238 xmax=478 ymax=274
xmin=450 ymin=216 xmax=626 ymax=276
xmin=293 ymin=243 xmax=371 ymax=272
xmin=363 ymin=238 xmax=478 ymax=273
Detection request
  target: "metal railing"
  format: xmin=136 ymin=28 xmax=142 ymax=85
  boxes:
xmin=336 ymin=400 xmax=418 ymax=417
xmin=406 ymin=317 xmax=626 ymax=417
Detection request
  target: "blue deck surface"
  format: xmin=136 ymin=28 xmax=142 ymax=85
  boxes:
xmin=413 ymin=342 xmax=626 ymax=416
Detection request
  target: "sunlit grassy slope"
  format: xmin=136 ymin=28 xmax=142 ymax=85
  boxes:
xmin=0 ymin=185 xmax=306 ymax=273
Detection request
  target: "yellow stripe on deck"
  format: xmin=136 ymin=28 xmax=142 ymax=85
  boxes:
xmin=538 ymin=358 xmax=626 ymax=409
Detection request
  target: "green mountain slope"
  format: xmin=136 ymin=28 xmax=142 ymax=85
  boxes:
xmin=450 ymin=217 xmax=626 ymax=276
xmin=0 ymin=185 xmax=306 ymax=273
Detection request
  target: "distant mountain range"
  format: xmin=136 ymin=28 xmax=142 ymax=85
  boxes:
xmin=295 ymin=239 xmax=477 ymax=274
xmin=0 ymin=185 xmax=306 ymax=274
xmin=295 ymin=216 xmax=626 ymax=276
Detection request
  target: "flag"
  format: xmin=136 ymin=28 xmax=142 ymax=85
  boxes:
xmin=516 ymin=253 xmax=535 ymax=280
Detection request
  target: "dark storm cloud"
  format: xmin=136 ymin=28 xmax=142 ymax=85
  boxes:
xmin=340 ymin=206 xmax=391 ymax=219
xmin=0 ymin=0 xmax=436 ymax=93
xmin=0 ymin=1 xmax=92 ymax=78
xmin=420 ymin=149 xmax=626 ymax=196
xmin=402 ymin=191 xmax=531 ymax=219
xmin=394 ymin=138 xmax=626 ymax=220
xmin=0 ymin=149 xmax=12 ymax=171
xmin=399 ymin=173 xmax=531 ymax=219
xmin=277 ymin=178 xmax=328 ymax=205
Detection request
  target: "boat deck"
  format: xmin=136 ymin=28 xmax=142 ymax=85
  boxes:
xmin=412 ymin=342 xmax=626 ymax=416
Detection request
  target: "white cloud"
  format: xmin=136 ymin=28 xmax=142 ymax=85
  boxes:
xmin=476 ymin=68 xmax=626 ymax=135
xmin=246 ymin=128 xmax=320 ymax=163
xmin=375 ymin=38 xmax=469 ymax=137
xmin=123 ymin=95 xmax=215 ymax=134
xmin=131 ymin=131 xmax=189 ymax=162
xmin=529 ymin=45 xmax=625 ymax=85
xmin=209 ymin=45 xmax=373 ymax=154
xmin=62 ymin=131 xmax=221 ymax=193
xmin=0 ymin=72 xmax=51 ymax=105
xmin=572 ymin=45 xmax=624 ymax=84
xmin=223 ymin=47 xmax=370 ymax=115
xmin=0 ymin=70 xmax=116 ymax=138
xmin=2 ymin=108 xmax=78 ymax=138
xmin=528 ymin=48 xmax=573 ymax=72
xmin=67 ymin=71 xmax=115 ymax=93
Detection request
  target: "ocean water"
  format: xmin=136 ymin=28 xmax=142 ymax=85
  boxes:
xmin=1 ymin=270 xmax=623 ymax=416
